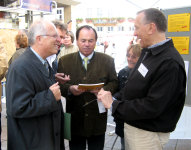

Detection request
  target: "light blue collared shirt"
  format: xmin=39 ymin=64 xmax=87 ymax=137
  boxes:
xmin=148 ymin=38 xmax=171 ymax=49
xmin=30 ymin=47 xmax=46 ymax=65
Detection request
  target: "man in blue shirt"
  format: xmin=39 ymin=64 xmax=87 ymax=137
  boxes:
xmin=98 ymin=8 xmax=186 ymax=150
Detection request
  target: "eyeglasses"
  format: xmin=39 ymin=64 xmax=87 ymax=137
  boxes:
xmin=126 ymin=54 xmax=137 ymax=59
xmin=40 ymin=34 xmax=59 ymax=39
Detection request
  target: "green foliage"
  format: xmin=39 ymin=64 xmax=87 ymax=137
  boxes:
xmin=75 ymin=17 xmax=126 ymax=24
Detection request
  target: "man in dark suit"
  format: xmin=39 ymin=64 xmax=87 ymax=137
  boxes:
xmin=46 ymin=20 xmax=68 ymax=75
xmin=58 ymin=25 xmax=118 ymax=150
xmin=6 ymin=20 xmax=68 ymax=150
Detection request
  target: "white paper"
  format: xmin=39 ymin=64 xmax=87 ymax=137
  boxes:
xmin=138 ymin=63 xmax=148 ymax=77
xmin=97 ymin=100 xmax=106 ymax=113
xmin=184 ymin=61 xmax=189 ymax=95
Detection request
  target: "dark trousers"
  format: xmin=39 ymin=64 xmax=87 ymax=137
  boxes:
xmin=69 ymin=134 xmax=105 ymax=150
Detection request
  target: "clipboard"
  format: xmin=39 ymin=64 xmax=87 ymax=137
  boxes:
xmin=78 ymin=83 xmax=104 ymax=90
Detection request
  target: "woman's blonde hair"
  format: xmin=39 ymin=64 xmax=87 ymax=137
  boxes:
xmin=66 ymin=31 xmax=75 ymax=43
xmin=127 ymin=44 xmax=142 ymax=57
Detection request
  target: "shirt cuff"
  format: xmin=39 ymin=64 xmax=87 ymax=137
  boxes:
xmin=110 ymin=97 xmax=117 ymax=112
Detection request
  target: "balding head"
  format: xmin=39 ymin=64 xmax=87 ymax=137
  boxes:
xmin=28 ymin=20 xmax=61 ymax=59
xmin=28 ymin=20 xmax=57 ymax=46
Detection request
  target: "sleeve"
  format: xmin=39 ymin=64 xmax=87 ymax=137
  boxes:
xmin=102 ymin=57 xmax=118 ymax=94
xmin=113 ymin=68 xmax=129 ymax=100
xmin=112 ymin=59 xmax=185 ymax=122
xmin=57 ymin=57 xmax=72 ymax=97
xmin=6 ymin=65 xmax=59 ymax=118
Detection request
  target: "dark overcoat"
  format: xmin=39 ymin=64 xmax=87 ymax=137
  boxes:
xmin=6 ymin=47 xmax=65 ymax=150
xmin=58 ymin=52 xmax=118 ymax=137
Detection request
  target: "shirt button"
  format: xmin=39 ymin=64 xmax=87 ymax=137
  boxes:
xmin=85 ymin=114 xmax=88 ymax=117
xmin=83 ymin=77 xmax=86 ymax=80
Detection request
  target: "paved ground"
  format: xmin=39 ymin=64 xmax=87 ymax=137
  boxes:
xmin=1 ymin=99 xmax=122 ymax=150
xmin=1 ymin=101 xmax=7 ymax=150
xmin=1 ymin=99 xmax=191 ymax=150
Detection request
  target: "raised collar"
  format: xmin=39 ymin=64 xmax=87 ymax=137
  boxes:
xmin=142 ymin=39 xmax=174 ymax=56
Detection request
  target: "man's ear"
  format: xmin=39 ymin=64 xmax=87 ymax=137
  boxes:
xmin=36 ymin=35 xmax=40 ymax=42
xmin=36 ymin=35 xmax=43 ymax=44
xmin=148 ymin=23 xmax=156 ymax=35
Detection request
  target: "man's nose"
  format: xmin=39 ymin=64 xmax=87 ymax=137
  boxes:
xmin=60 ymin=38 xmax=65 ymax=44
xmin=84 ymin=41 xmax=89 ymax=46
xmin=133 ymin=31 xmax=137 ymax=36
xmin=57 ymin=36 xmax=61 ymax=43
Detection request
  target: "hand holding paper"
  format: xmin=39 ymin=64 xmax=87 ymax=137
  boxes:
xmin=97 ymin=88 xmax=113 ymax=109
xmin=69 ymin=85 xmax=85 ymax=96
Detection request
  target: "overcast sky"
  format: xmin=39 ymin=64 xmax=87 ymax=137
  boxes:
xmin=76 ymin=0 xmax=191 ymax=18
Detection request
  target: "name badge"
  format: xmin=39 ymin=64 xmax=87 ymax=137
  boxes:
xmin=138 ymin=63 xmax=148 ymax=77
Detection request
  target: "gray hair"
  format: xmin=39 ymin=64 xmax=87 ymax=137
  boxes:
xmin=137 ymin=8 xmax=167 ymax=32
xmin=52 ymin=20 xmax=68 ymax=32
xmin=28 ymin=20 xmax=56 ymax=46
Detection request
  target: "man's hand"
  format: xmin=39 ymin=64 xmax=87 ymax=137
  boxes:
xmin=90 ymin=88 xmax=101 ymax=96
xmin=69 ymin=85 xmax=85 ymax=96
xmin=97 ymin=88 xmax=113 ymax=109
xmin=49 ymin=82 xmax=61 ymax=101
xmin=55 ymin=73 xmax=70 ymax=84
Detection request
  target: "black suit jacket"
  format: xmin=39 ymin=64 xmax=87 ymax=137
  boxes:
xmin=6 ymin=47 xmax=65 ymax=150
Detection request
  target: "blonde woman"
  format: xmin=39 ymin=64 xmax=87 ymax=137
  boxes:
xmin=57 ymin=31 xmax=78 ymax=60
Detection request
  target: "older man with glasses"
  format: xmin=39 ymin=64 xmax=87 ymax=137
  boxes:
xmin=6 ymin=19 xmax=69 ymax=150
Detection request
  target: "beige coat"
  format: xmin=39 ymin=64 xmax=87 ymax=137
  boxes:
xmin=0 ymin=38 xmax=8 ymax=112
xmin=57 ymin=44 xmax=78 ymax=61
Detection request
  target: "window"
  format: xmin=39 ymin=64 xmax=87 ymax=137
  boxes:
xmin=118 ymin=26 xmax=124 ymax=31
xmin=108 ymin=26 xmax=113 ymax=31
xmin=0 ymin=0 xmax=17 ymax=6
xmin=57 ymin=10 xmax=62 ymax=14
xmin=97 ymin=26 xmax=103 ymax=31
xmin=129 ymin=26 xmax=134 ymax=31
